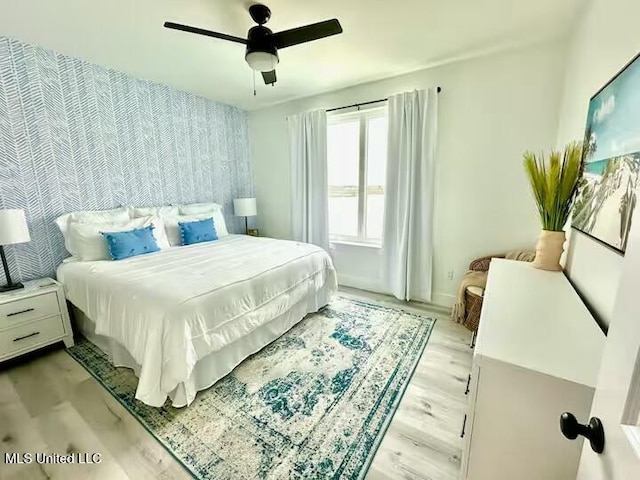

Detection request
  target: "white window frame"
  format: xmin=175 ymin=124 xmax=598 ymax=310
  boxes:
xmin=327 ymin=105 xmax=387 ymax=247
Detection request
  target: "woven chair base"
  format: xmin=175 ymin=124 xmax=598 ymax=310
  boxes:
xmin=463 ymin=289 xmax=483 ymax=332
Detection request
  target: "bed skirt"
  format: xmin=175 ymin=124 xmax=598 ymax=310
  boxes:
xmin=69 ymin=285 xmax=332 ymax=407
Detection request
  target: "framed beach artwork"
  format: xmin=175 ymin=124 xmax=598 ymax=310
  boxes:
xmin=572 ymin=52 xmax=640 ymax=254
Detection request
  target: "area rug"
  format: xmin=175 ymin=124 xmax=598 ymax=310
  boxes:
xmin=67 ymin=296 xmax=435 ymax=479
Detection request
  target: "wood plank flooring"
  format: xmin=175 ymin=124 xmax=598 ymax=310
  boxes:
xmin=0 ymin=289 xmax=472 ymax=480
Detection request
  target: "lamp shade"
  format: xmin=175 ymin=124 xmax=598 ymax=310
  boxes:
xmin=233 ymin=198 xmax=257 ymax=217
xmin=0 ymin=209 xmax=30 ymax=245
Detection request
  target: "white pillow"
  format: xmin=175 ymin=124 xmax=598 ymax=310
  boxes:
xmin=178 ymin=203 xmax=222 ymax=215
xmin=66 ymin=216 xmax=169 ymax=261
xmin=171 ymin=205 xmax=229 ymax=238
xmin=210 ymin=210 xmax=229 ymax=237
xmin=146 ymin=217 xmax=171 ymax=250
xmin=132 ymin=205 xmax=180 ymax=218
xmin=55 ymin=207 xmax=132 ymax=255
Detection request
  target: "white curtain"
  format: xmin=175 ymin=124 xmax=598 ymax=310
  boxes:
xmin=288 ymin=109 xmax=330 ymax=252
xmin=383 ymin=89 xmax=438 ymax=301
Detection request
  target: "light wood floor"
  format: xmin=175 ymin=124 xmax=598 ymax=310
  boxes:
xmin=0 ymin=289 xmax=472 ymax=480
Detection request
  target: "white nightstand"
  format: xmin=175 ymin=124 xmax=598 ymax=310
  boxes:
xmin=0 ymin=278 xmax=74 ymax=363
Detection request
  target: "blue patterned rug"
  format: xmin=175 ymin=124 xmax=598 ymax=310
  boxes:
xmin=67 ymin=296 xmax=435 ymax=479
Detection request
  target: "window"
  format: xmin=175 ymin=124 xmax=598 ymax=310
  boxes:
xmin=327 ymin=107 xmax=388 ymax=246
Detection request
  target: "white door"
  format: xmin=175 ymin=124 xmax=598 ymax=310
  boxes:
xmin=572 ymin=217 xmax=640 ymax=478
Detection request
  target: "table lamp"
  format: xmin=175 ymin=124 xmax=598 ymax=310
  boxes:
xmin=0 ymin=209 xmax=31 ymax=292
xmin=233 ymin=198 xmax=257 ymax=234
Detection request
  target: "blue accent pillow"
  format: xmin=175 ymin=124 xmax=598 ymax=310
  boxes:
xmin=101 ymin=226 xmax=160 ymax=261
xmin=179 ymin=218 xmax=218 ymax=245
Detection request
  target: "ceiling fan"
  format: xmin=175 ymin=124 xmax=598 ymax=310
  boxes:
xmin=164 ymin=4 xmax=343 ymax=86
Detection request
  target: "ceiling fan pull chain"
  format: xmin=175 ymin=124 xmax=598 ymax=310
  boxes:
xmin=253 ymin=70 xmax=257 ymax=96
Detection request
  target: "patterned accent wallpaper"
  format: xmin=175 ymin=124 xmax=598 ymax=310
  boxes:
xmin=0 ymin=37 xmax=253 ymax=284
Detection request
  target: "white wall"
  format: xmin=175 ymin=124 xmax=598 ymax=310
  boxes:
xmin=249 ymin=40 xmax=566 ymax=306
xmin=557 ymin=0 xmax=640 ymax=327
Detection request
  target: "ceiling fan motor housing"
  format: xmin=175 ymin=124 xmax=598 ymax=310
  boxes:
xmin=246 ymin=26 xmax=278 ymax=57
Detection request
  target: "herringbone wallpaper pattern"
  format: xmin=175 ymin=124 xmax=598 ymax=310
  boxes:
xmin=0 ymin=37 xmax=253 ymax=284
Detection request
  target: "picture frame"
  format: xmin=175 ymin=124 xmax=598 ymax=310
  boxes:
xmin=572 ymin=51 xmax=640 ymax=254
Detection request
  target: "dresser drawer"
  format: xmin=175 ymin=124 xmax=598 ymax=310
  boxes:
xmin=0 ymin=315 xmax=65 ymax=359
xmin=0 ymin=292 xmax=60 ymax=330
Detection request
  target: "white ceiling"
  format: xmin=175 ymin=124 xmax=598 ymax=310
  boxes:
xmin=0 ymin=0 xmax=583 ymax=110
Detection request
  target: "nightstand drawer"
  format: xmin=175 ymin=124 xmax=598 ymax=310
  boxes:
xmin=0 ymin=292 xmax=60 ymax=330
xmin=0 ymin=315 xmax=65 ymax=358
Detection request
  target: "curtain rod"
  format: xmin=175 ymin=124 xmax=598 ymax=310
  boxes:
xmin=326 ymin=87 xmax=442 ymax=113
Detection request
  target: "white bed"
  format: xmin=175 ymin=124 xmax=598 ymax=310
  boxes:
xmin=57 ymin=234 xmax=337 ymax=407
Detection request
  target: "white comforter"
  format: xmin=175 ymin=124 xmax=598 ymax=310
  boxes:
xmin=57 ymin=235 xmax=337 ymax=406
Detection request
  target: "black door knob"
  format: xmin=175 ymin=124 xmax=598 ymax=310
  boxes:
xmin=560 ymin=412 xmax=605 ymax=454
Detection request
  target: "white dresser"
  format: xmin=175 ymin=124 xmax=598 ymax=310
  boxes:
xmin=461 ymin=259 xmax=605 ymax=480
xmin=0 ymin=278 xmax=74 ymax=362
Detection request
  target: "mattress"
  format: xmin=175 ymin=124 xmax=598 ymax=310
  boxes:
xmin=57 ymin=235 xmax=337 ymax=407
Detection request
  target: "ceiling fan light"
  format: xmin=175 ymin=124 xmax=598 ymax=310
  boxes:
xmin=245 ymin=51 xmax=279 ymax=72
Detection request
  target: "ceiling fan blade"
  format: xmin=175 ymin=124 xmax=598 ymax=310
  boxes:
xmin=164 ymin=22 xmax=247 ymax=45
xmin=262 ymin=70 xmax=277 ymax=85
xmin=271 ymin=19 xmax=342 ymax=49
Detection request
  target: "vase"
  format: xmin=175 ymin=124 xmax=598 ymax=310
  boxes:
xmin=532 ymin=230 xmax=565 ymax=271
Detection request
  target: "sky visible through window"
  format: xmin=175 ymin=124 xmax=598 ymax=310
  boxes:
xmin=327 ymin=111 xmax=387 ymax=243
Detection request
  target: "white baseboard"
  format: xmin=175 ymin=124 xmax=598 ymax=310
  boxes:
xmin=429 ymin=292 xmax=456 ymax=309
xmin=337 ymin=275 xmax=456 ymax=311
xmin=337 ymin=274 xmax=386 ymax=294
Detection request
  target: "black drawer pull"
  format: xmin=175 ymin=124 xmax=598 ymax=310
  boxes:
xmin=460 ymin=414 xmax=467 ymax=438
xmin=13 ymin=331 xmax=40 ymax=342
xmin=7 ymin=308 xmax=35 ymax=317
xmin=465 ymin=374 xmax=471 ymax=395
